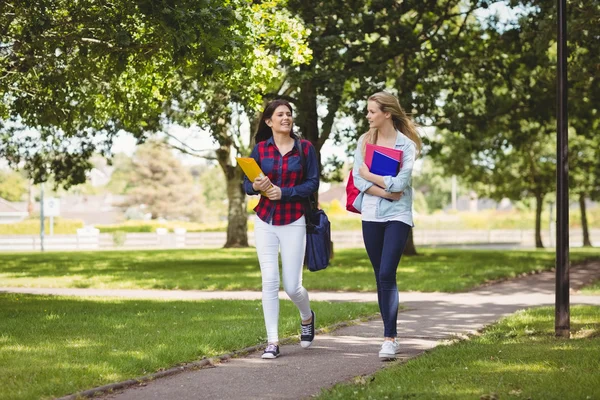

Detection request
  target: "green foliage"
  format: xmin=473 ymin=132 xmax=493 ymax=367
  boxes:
xmin=412 ymin=190 xmax=429 ymax=215
xmin=111 ymin=230 xmax=126 ymax=247
xmin=0 ymin=169 xmax=28 ymax=202
xmin=0 ymin=218 xmax=84 ymax=235
xmin=0 ymin=0 xmax=311 ymax=188
xmin=105 ymin=153 xmax=135 ymax=195
xmin=118 ymin=141 xmax=205 ymax=221
xmin=413 ymin=158 xmax=468 ymax=212
xmin=320 ymin=199 xmax=346 ymax=216
xmin=198 ymin=164 xmax=227 ymax=220
xmin=96 ymin=220 xmax=228 ymax=233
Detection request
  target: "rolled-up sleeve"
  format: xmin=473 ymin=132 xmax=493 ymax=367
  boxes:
xmin=242 ymin=145 xmax=261 ymax=195
xmin=281 ymin=142 xmax=320 ymax=200
xmin=383 ymin=142 xmax=416 ymax=193
xmin=352 ymin=137 xmax=374 ymax=192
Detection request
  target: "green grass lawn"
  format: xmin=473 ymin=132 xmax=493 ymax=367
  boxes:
xmin=580 ymin=279 xmax=600 ymax=295
xmin=0 ymin=293 xmax=378 ymax=400
xmin=1 ymin=248 xmax=600 ymax=292
xmin=318 ymin=305 xmax=600 ymax=400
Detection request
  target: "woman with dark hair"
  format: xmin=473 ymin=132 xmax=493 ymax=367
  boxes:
xmin=351 ymin=91 xmax=422 ymax=360
xmin=243 ymin=99 xmax=319 ymax=359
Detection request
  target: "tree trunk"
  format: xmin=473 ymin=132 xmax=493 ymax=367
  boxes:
xmin=535 ymin=193 xmax=544 ymax=248
xmin=295 ymin=80 xmax=321 ymax=162
xmin=27 ymin=180 xmax=34 ymax=215
xmin=224 ymin=167 xmax=249 ymax=248
xmin=215 ymin=126 xmax=249 ymax=248
xmin=580 ymin=192 xmax=592 ymax=247
xmin=404 ymin=229 xmax=418 ymax=256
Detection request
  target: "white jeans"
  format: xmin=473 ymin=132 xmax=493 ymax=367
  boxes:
xmin=254 ymin=215 xmax=311 ymax=343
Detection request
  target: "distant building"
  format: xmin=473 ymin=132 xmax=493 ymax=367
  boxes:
xmin=0 ymin=197 xmax=28 ymax=224
xmin=16 ymin=194 xmax=126 ymax=225
xmin=443 ymin=192 xmax=513 ymax=212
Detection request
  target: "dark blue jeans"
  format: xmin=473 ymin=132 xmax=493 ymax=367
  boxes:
xmin=362 ymin=220 xmax=411 ymax=337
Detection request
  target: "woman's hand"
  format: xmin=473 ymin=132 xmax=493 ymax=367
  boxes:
xmin=252 ymin=175 xmax=272 ymax=192
xmin=265 ymin=185 xmax=282 ymax=200
xmin=358 ymin=163 xmax=372 ymax=182
xmin=384 ymin=191 xmax=403 ymax=201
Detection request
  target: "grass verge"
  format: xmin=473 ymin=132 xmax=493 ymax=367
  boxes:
xmin=317 ymin=305 xmax=600 ymax=400
xmin=1 ymin=248 xmax=600 ymax=292
xmin=579 ymin=279 xmax=600 ymax=295
xmin=0 ymin=294 xmax=378 ymax=400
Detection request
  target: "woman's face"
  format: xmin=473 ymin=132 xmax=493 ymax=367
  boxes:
xmin=267 ymin=105 xmax=293 ymax=135
xmin=366 ymin=100 xmax=389 ymax=130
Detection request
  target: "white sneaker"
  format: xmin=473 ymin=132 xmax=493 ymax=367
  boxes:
xmin=378 ymin=340 xmax=400 ymax=360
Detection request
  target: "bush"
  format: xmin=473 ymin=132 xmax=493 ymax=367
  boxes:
xmin=320 ymin=199 xmax=347 ymax=216
xmin=0 ymin=218 xmax=84 ymax=235
xmin=96 ymin=220 xmax=228 ymax=233
xmin=111 ymin=231 xmax=127 ymax=247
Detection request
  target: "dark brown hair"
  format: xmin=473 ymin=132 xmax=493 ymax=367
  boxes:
xmin=254 ymin=99 xmax=299 ymax=143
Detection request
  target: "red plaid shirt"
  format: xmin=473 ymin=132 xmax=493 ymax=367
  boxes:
xmin=243 ymin=138 xmax=319 ymax=225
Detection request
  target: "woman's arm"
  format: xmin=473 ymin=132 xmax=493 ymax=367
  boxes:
xmin=351 ymin=137 xmax=374 ymax=192
xmin=359 ymin=142 xmax=416 ymax=193
xmin=280 ymin=141 xmax=319 ymax=200
xmin=365 ymin=185 xmax=402 ymax=200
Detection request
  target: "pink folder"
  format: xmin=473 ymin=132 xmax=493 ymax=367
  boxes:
xmin=365 ymin=143 xmax=403 ymax=169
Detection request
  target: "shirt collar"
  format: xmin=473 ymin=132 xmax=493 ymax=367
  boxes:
xmin=266 ymin=136 xmax=300 ymax=154
xmin=395 ymin=130 xmax=407 ymax=146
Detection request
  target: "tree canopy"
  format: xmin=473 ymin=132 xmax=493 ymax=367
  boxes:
xmin=0 ymin=0 xmax=311 ymax=187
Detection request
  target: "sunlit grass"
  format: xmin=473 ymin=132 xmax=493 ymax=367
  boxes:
xmin=318 ymin=305 xmax=600 ymax=400
xmin=1 ymin=248 xmax=599 ymax=292
xmin=579 ymin=279 xmax=600 ymax=295
xmin=0 ymin=293 xmax=378 ymax=400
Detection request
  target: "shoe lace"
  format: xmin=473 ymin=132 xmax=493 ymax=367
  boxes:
xmin=265 ymin=343 xmax=278 ymax=353
xmin=301 ymin=323 xmax=313 ymax=336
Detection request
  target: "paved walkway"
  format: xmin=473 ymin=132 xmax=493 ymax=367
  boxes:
xmin=2 ymin=262 xmax=600 ymax=400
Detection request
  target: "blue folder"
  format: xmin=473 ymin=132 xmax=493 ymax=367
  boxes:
xmin=370 ymin=150 xmax=400 ymax=176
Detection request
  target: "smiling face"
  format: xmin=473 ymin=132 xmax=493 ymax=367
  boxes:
xmin=366 ymin=100 xmax=390 ymax=130
xmin=266 ymin=105 xmax=293 ymax=135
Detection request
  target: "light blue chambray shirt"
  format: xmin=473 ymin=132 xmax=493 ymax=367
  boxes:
xmin=351 ymin=131 xmax=416 ymax=225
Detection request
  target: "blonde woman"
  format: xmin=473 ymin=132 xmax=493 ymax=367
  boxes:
xmin=351 ymin=92 xmax=422 ymax=360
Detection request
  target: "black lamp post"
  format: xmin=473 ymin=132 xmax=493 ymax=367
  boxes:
xmin=555 ymin=0 xmax=569 ymax=338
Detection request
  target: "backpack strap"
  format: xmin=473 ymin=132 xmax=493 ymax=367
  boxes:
xmin=295 ymin=139 xmax=318 ymax=231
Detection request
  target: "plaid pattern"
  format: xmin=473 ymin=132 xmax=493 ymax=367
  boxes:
xmin=245 ymin=137 xmax=315 ymax=226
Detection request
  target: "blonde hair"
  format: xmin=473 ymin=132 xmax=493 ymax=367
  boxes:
xmin=361 ymin=91 xmax=422 ymax=157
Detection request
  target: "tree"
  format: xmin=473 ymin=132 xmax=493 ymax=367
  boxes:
xmin=163 ymin=4 xmax=312 ymax=247
xmin=119 ymin=141 xmax=204 ymax=221
xmin=422 ymin=5 xmax=561 ymax=247
xmin=0 ymin=0 xmax=307 ymax=187
xmin=429 ymin=1 xmax=600 ymax=248
xmin=413 ymin=159 xmax=467 ymax=212
xmin=0 ymin=169 xmax=27 ymax=201
xmin=105 ymin=153 xmax=135 ymax=195
xmin=280 ymin=0 xmax=488 ymax=255
xmin=1 ymin=0 xmax=312 ymax=247
xmin=198 ymin=164 xmax=228 ymax=222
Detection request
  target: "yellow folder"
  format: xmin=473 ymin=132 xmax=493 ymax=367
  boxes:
xmin=236 ymin=157 xmax=269 ymax=195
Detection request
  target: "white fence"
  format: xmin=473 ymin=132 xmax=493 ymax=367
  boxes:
xmin=1 ymin=229 xmax=599 ymax=251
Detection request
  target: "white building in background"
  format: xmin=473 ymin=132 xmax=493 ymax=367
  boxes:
xmin=0 ymin=198 xmax=28 ymax=224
